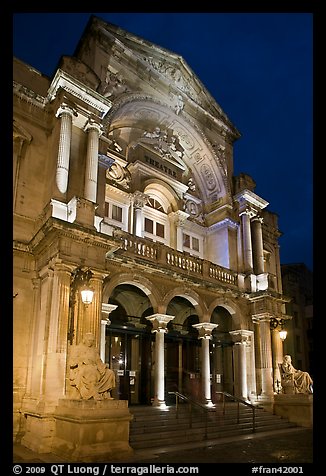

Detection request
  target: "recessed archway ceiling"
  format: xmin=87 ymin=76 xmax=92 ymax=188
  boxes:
xmin=106 ymin=97 xmax=229 ymax=204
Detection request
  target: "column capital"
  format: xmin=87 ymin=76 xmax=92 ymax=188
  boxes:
xmin=230 ymin=329 xmax=253 ymax=345
xmin=169 ymin=210 xmax=189 ymax=227
xmin=145 ymin=313 xmax=174 ymax=333
xmin=192 ymin=322 xmax=218 ymax=339
xmin=55 ymin=102 xmax=77 ymax=119
xmin=252 ymin=312 xmax=275 ymax=324
xmin=101 ymin=303 xmax=117 ymax=325
xmin=84 ymin=118 xmax=103 ymax=136
xmin=239 ymin=207 xmax=257 ymax=219
xmin=131 ymin=191 xmax=149 ymax=209
xmin=251 ymin=215 xmax=264 ymax=224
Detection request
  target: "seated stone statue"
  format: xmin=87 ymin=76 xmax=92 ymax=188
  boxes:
xmin=69 ymin=332 xmax=116 ymax=400
xmin=279 ymin=355 xmax=313 ymax=394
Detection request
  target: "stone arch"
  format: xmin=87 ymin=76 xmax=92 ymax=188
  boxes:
xmin=143 ymin=179 xmax=180 ymax=212
xmin=161 ymin=286 xmax=207 ymax=322
xmin=208 ymin=296 xmax=245 ymax=330
xmin=106 ymin=96 xmax=228 ymax=206
xmin=102 ymin=271 xmax=161 ymax=311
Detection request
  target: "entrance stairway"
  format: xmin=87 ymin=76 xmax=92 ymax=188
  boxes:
xmin=129 ymin=400 xmax=298 ymax=451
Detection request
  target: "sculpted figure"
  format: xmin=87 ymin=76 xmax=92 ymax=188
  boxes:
xmin=280 ymin=355 xmax=313 ymax=394
xmin=69 ymin=333 xmax=116 ymax=400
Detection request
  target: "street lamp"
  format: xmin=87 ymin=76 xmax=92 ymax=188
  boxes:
xmin=270 ymin=317 xmax=287 ymax=341
xmin=68 ymin=267 xmax=94 ymax=344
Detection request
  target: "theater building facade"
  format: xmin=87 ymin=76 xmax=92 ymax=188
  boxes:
xmin=13 ymin=15 xmax=290 ymax=447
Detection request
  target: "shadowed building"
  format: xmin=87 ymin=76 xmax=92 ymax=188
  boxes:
xmin=13 ymin=15 xmax=295 ymax=457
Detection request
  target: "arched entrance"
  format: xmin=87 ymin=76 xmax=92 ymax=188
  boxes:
xmin=105 ymin=283 xmax=154 ymax=404
xmin=211 ymin=306 xmax=235 ymax=401
xmin=165 ymin=296 xmax=201 ymax=402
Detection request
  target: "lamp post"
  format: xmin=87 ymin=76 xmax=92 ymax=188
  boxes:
xmin=68 ymin=267 xmax=94 ymax=344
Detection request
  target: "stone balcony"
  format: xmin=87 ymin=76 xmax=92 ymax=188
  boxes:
xmin=110 ymin=230 xmax=248 ymax=293
xmin=30 ymin=202 xmax=278 ymax=296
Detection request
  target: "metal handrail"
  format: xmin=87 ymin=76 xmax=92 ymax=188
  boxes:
xmin=168 ymin=390 xmax=263 ymax=436
xmin=215 ymin=391 xmax=263 ymax=432
xmin=168 ymin=391 xmax=211 ymax=438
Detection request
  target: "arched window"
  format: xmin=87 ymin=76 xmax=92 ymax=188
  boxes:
xmin=143 ymin=195 xmax=169 ymax=245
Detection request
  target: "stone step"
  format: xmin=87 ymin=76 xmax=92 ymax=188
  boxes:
xmin=129 ymin=404 xmax=297 ymax=450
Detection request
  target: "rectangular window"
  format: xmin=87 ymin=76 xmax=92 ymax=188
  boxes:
xmin=112 ymin=204 xmax=123 ymax=222
xmin=156 ymin=222 xmax=165 ymax=238
xmin=183 ymin=233 xmax=200 ymax=252
xmin=192 ymin=237 xmax=199 ymax=252
xmin=183 ymin=233 xmax=191 ymax=248
xmin=105 ymin=202 xmax=109 ymax=217
xmin=145 ymin=217 xmax=154 ymax=234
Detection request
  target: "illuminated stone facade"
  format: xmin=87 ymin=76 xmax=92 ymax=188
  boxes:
xmin=13 ymin=15 xmax=291 ymax=453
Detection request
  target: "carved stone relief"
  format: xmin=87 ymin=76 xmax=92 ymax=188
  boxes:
xmin=106 ymin=163 xmax=131 ymax=190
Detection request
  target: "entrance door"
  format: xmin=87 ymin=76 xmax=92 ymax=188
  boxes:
xmin=164 ymin=335 xmax=201 ymax=401
xmin=106 ymin=330 xmax=153 ymax=404
xmin=210 ymin=341 xmax=234 ymax=401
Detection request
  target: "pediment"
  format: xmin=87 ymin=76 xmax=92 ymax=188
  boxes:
xmin=76 ymin=16 xmax=235 ymax=127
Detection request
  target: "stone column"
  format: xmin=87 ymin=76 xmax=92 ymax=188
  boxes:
xmin=170 ymin=211 xmax=189 ymax=251
xmin=132 ymin=191 xmax=148 ymax=237
xmin=230 ymin=330 xmax=251 ymax=401
xmin=240 ymin=209 xmax=254 ymax=273
xmin=192 ymin=323 xmax=218 ymax=404
xmin=271 ymin=326 xmax=284 ymax=393
xmin=55 ymin=104 xmax=77 ymax=195
xmin=44 ymin=263 xmax=72 ymax=399
xmin=253 ymin=315 xmax=274 ymax=398
xmin=251 ymin=216 xmax=265 ymax=275
xmin=145 ymin=314 xmax=175 ymax=407
xmin=100 ymin=303 xmax=118 ymax=362
xmin=84 ymin=119 xmax=103 ymax=203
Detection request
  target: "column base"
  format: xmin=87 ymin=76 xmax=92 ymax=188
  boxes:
xmin=152 ymin=398 xmax=167 ymax=408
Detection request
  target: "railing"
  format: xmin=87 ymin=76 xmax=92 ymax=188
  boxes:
xmin=114 ymin=232 xmax=239 ymax=289
xmin=215 ymin=391 xmax=262 ymax=433
xmin=168 ymin=391 xmax=211 ymax=438
xmin=168 ymin=391 xmax=262 ymax=437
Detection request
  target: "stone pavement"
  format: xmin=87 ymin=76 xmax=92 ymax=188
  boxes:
xmin=12 ymin=427 xmax=314 ymax=464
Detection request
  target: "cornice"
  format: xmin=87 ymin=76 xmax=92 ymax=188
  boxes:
xmin=47 ymin=69 xmax=112 ymax=119
xmin=13 ymin=81 xmax=46 ymax=109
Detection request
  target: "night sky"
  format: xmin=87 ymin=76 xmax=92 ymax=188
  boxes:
xmin=12 ymin=12 xmax=313 ymax=271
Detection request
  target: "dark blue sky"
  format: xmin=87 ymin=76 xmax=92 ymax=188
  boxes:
xmin=13 ymin=12 xmax=313 ymax=271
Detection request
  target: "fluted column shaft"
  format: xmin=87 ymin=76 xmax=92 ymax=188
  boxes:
xmin=55 ymin=105 xmax=76 ymax=194
xmin=255 ymin=317 xmax=274 ymax=397
xmin=240 ymin=210 xmax=254 ymax=273
xmin=84 ymin=120 xmax=102 ymax=203
xmin=251 ymin=216 xmax=265 ymax=275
